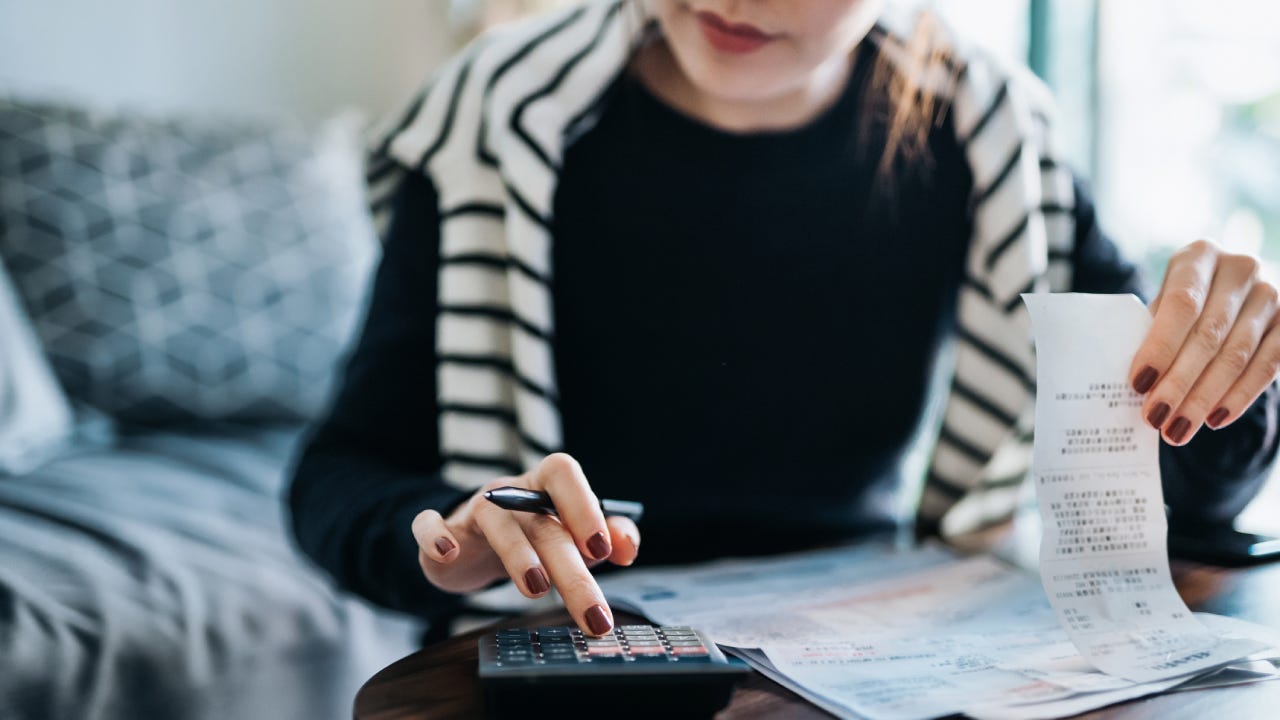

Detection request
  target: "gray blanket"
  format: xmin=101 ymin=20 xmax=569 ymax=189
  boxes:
xmin=0 ymin=426 xmax=421 ymax=720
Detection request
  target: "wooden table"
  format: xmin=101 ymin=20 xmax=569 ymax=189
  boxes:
xmin=354 ymin=559 xmax=1280 ymax=719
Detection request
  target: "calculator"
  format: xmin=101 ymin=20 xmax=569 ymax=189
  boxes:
xmin=478 ymin=624 xmax=749 ymax=716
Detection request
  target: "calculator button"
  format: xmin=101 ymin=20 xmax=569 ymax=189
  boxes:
xmin=670 ymin=646 xmax=710 ymax=655
xmin=627 ymin=645 xmax=667 ymax=655
xmin=621 ymin=625 xmax=654 ymax=631
xmin=537 ymin=627 xmax=571 ymax=637
xmin=667 ymin=639 xmax=704 ymax=647
xmin=625 ymin=639 xmax=662 ymax=646
xmin=587 ymin=647 xmax=624 ymax=657
xmin=541 ymin=654 xmax=579 ymax=664
xmin=631 ymin=653 xmax=674 ymax=663
xmin=586 ymin=653 xmax=626 ymax=663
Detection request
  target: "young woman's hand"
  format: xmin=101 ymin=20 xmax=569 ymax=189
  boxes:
xmin=410 ymin=453 xmax=640 ymax=636
xmin=1130 ymin=239 xmax=1280 ymax=445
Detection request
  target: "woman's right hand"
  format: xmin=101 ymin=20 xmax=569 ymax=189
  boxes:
xmin=411 ymin=453 xmax=640 ymax=636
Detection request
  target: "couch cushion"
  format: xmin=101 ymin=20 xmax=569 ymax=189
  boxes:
xmin=0 ymin=426 xmax=420 ymax=720
xmin=0 ymin=100 xmax=377 ymax=424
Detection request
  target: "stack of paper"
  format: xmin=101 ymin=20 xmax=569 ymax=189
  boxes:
xmin=597 ymin=294 xmax=1280 ymax=719
xmin=600 ymin=545 xmax=1278 ymax=719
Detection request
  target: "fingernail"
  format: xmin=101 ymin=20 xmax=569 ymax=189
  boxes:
xmin=1167 ymin=416 xmax=1192 ymax=444
xmin=1207 ymin=407 xmax=1229 ymax=428
xmin=524 ymin=567 xmax=549 ymax=595
xmin=1133 ymin=366 xmax=1159 ymax=394
xmin=434 ymin=537 xmax=455 ymax=556
xmin=584 ymin=604 xmax=612 ymax=636
xmin=620 ymin=533 xmax=639 ymax=566
xmin=1147 ymin=402 xmax=1171 ymax=429
xmin=587 ymin=531 xmax=610 ymax=560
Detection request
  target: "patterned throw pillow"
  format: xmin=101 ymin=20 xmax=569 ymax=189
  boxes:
xmin=0 ymin=100 xmax=378 ymax=424
xmin=0 ymin=258 xmax=76 ymax=473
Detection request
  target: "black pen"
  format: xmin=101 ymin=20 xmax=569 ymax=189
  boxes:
xmin=483 ymin=486 xmax=644 ymax=524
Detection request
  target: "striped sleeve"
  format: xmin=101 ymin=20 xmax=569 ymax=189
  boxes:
xmin=365 ymin=0 xmax=643 ymax=490
xmin=918 ymin=50 xmax=1073 ymax=538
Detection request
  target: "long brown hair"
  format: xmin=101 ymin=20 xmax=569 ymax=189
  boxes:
xmin=864 ymin=10 xmax=958 ymax=184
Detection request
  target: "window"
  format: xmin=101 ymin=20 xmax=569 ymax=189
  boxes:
xmin=1093 ymin=0 xmax=1280 ymax=284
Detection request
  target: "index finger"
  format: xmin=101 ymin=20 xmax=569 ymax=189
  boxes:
xmin=1130 ymin=242 xmax=1218 ymax=395
xmin=529 ymin=453 xmax=612 ymax=562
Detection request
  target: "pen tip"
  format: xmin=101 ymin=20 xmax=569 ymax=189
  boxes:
xmin=482 ymin=490 xmax=493 ymax=499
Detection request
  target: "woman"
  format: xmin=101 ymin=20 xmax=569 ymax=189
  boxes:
xmin=289 ymin=0 xmax=1280 ymax=639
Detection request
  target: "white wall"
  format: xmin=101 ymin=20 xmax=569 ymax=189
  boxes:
xmin=0 ymin=0 xmax=455 ymax=124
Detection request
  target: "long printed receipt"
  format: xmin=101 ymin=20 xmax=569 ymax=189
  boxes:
xmin=1022 ymin=293 xmax=1265 ymax=682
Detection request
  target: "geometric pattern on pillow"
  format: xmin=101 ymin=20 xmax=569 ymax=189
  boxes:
xmin=0 ymin=100 xmax=378 ymax=424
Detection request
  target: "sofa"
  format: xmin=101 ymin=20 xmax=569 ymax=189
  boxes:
xmin=0 ymin=98 xmax=421 ymax=720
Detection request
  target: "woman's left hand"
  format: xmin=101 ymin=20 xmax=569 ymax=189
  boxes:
xmin=1129 ymin=239 xmax=1280 ymax=446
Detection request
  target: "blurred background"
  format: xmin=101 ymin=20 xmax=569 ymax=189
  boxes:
xmin=1 ymin=2 xmax=1277 ymax=717
xmin=2 ymin=0 xmax=1277 ymax=538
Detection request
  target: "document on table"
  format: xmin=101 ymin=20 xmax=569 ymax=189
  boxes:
xmin=1023 ymin=293 xmax=1267 ymax=682
xmin=600 ymin=543 xmax=1279 ymax=720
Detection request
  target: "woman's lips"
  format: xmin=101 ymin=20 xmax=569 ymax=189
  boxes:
xmin=694 ymin=10 xmax=779 ymax=54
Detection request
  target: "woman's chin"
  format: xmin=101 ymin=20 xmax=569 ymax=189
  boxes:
xmin=680 ymin=61 xmax=794 ymax=109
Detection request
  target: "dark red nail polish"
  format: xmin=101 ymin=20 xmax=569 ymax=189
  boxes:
xmin=1133 ymin=366 xmax=1159 ymax=394
xmin=1207 ymin=407 xmax=1230 ymax=428
xmin=584 ymin=604 xmax=612 ymax=636
xmin=434 ymin=537 xmax=455 ymax=556
xmin=1147 ymin=402 xmax=1171 ymax=428
xmin=1167 ymin=417 xmax=1191 ymax=444
xmin=524 ymin=567 xmax=549 ymax=595
xmin=587 ymin=531 xmax=610 ymax=560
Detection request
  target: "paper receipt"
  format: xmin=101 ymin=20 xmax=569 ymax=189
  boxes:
xmin=1022 ymin=293 xmax=1264 ymax=683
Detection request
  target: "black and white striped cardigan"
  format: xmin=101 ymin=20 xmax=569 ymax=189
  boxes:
xmin=366 ymin=0 xmax=1075 ymax=537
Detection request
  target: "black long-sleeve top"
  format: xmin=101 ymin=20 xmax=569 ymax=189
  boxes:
xmin=288 ymin=57 xmax=1279 ymax=622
